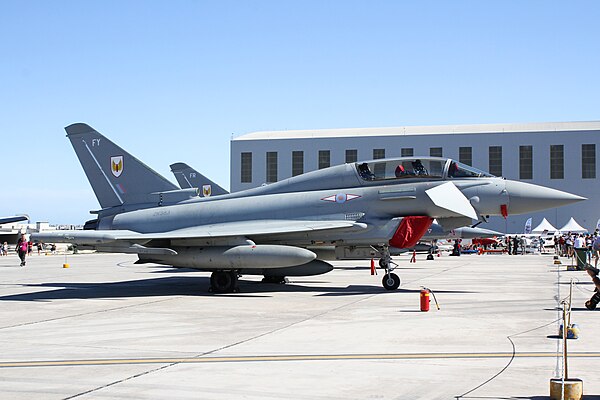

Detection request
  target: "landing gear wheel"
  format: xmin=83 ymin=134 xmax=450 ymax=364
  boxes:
xmin=210 ymin=271 xmax=238 ymax=293
xmin=382 ymin=273 xmax=401 ymax=290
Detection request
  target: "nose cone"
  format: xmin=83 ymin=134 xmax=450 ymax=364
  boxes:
xmin=504 ymin=180 xmax=586 ymax=215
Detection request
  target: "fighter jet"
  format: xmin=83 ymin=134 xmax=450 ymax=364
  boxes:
xmin=170 ymin=162 xmax=229 ymax=197
xmin=33 ymin=123 xmax=585 ymax=292
xmin=0 ymin=215 xmax=29 ymax=225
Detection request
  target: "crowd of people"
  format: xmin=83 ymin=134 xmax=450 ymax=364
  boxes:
xmin=1 ymin=234 xmax=58 ymax=267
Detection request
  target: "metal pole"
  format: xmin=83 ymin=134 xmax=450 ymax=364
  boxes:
xmin=563 ymin=303 xmax=568 ymax=380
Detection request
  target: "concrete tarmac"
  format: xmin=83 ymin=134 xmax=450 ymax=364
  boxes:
xmin=0 ymin=251 xmax=598 ymax=399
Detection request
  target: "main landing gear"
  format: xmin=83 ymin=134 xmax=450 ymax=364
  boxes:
xmin=210 ymin=270 xmax=239 ymax=293
xmin=375 ymin=245 xmax=401 ymax=290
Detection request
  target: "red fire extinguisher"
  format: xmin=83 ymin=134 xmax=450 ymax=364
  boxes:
xmin=420 ymin=289 xmax=430 ymax=312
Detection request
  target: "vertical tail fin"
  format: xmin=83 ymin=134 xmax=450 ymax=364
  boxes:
xmin=169 ymin=162 xmax=229 ymax=197
xmin=66 ymin=123 xmax=179 ymax=209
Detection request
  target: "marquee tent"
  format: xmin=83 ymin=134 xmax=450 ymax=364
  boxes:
xmin=531 ymin=218 xmax=557 ymax=234
xmin=559 ymin=217 xmax=588 ymax=234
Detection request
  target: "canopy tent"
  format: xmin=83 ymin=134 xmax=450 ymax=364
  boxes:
xmin=531 ymin=218 xmax=557 ymax=234
xmin=559 ymin=217 xmax=588 ymax=234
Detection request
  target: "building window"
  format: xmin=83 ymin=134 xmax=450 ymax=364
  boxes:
xmin=519 ymin=145 xmax=533 ymax=180
xmin=550 ymin=145 xmax=564 ymax=179
xmin=266 ymin=152 xmax=278 ymax=183
xmin=241 ymin=152 xmax=252 ymax=183
xmin=318 ymin=150 xmax=330 ymax=169
xmin=345 ymin=149 xmax=358 ymax=163
xmin=373 ymin=149 xmax=385 ymax=159
xmin=582 ymin=144 xmax=596 ymax=179
xmin=292 ymin=151 xmax=304 ymax=177
xmin=459 ymin=147 xmax=472 ymax=166
xmin=488 ymin=146 xmax=502 ymax=176
xmin=430 ymin=147 xmax=443 ymax=157
xmin=401 ymin=148 xmax=414 ymax=157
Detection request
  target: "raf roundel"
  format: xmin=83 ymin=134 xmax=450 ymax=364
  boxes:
xmin=321 ymin=193 xmax=361 ymax=204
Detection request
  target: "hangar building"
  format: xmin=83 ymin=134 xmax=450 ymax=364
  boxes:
xmin=230 ymin=121 xmax=600 ymax=234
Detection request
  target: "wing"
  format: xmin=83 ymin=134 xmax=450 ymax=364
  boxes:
xmin=0 ymin=215 xmax=29 ymax=225
xmin=31 ymin=219 xmax=367 ymax=253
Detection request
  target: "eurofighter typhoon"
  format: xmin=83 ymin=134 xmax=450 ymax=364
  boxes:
xmin=33 ymin=124 xmax=585 ymax=292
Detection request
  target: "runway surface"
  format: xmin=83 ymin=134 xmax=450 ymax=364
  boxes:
xmin=0 ymin=251 xmax=598 ymax=399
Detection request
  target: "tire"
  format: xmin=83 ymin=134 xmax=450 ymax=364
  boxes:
xmin=382 ymin=273 xmax=401 ymax=290
xmin=210 ymin=271 xmax=237 ymax=293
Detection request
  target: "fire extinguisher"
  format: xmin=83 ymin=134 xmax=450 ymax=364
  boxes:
xmin=420 ymin=289 xmax=430 ymax=312
xmin=420 ymin=286 xmax=440 ymax=311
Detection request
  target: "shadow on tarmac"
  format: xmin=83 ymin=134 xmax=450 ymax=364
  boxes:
xmin=0 ymin=274 xmax=477 ymax=301
xmin=458 ymin=397 xmax=600 ymax=400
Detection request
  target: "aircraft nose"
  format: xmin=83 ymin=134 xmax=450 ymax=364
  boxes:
xmin=504 ymin=180 xmax=586 ymax=215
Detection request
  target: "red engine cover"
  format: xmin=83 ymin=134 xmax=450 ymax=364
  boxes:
xmin=389 ymin=216 xmax=434 ymax=248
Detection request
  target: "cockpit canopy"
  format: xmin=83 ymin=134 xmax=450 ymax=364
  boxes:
xmin=356 ymin=157 xmax=494 ymax=181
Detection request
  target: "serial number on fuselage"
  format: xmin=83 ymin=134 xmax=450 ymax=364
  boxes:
xmin=153 ymin=210 xmax=171 ymax=217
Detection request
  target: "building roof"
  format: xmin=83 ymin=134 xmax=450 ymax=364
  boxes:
xmin=233 ymin=121 xmax=600 ymax=141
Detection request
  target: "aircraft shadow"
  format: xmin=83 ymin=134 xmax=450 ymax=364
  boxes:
xmin=0 ymin=274 xmax=478 ymax=301
xmin=455 ymin=397 xmax=600 ymax=400
xmin=333 ymin=266 xmax=422 ymax=271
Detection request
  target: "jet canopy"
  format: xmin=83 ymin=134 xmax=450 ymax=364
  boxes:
xmin=356 ymin=157 xmax=494 ymax=181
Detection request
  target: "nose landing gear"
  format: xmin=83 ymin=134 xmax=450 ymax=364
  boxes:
xmin=374 ymin=245 xmax=401 ymax=290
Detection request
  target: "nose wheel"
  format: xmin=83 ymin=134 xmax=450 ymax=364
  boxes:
xmin=382 ymin=273 xmax=401 ymax=290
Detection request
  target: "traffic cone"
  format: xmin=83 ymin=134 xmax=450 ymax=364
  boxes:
xmin=370 ymin=258 xmax=375 ymax=275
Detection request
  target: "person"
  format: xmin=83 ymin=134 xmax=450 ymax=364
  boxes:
xmin=15 ymin=234 xmax=29 ymax=267
xmin=506 ymin=236 xmax=512 ymax=255
xmin=565 ymin=233 xmax=574 ymax=258
xmin=512 ymin=235 xmax=519 ymax=255
xmin=37 ymin=242 xmax=43 ymax=255
xmin=1 ymin=242 xmax=7 ymax=256
xmin=592 ymin=234 xmax=600 ymax=268
xmin=584 ymin=265 xmax=600 ymax=310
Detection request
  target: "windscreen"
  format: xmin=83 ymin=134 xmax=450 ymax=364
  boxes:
xmin=447 ymin=161 xmax=495 ymax=178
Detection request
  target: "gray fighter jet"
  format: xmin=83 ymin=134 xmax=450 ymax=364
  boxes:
xmin=170 ymin=162 xmax=229 ymax=197
xmin=0 ymin=215 xmax=29 ymax=225
xmin=33 ymin=123 xmax=585 ymax=292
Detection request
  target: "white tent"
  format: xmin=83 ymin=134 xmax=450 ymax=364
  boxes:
xmin=559 ymin=217 xmax=588 ymax=234
xmin=531 ymin=218 xmax=557 ymax=234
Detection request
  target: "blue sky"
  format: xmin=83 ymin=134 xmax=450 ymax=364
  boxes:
xmin=1 ymin=1 xmax=599 ymax=223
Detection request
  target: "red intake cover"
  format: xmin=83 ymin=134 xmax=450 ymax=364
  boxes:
xmin=389 ymin=216 xmax=434 ymax=248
